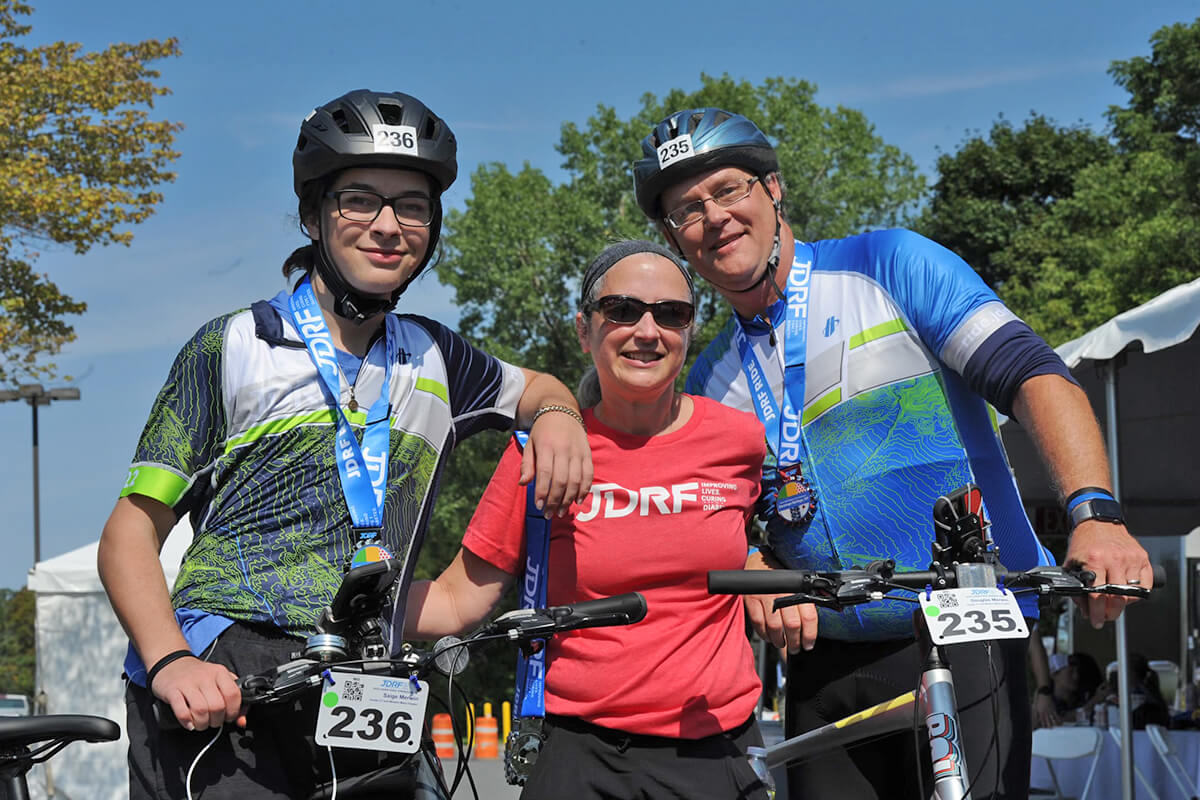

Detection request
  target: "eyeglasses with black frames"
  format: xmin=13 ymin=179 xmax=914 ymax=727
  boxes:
xmin=662 ymin=176 xmax=762 ymax=230
xmin=326 ymin=189 xmax=434 ymax=227
xmin=586 ymin=295 xmax=695 ymax=329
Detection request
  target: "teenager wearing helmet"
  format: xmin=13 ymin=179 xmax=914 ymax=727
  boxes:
xmin=633 ymin=107 xmax=1152 ymax=799
xmin=97 ymin=89 xmax=591 ymax=798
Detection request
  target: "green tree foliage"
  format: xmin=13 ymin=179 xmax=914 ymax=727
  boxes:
xmin=918 ymin=115 xmax=1116 ymax=290
xmin=441 ymin=73 xmax=925 ymax=376
xmin=0 ymin=1 xmax=181 ymax=384
xmin=0 ymin=588 xmax=35 ymax=698
xmin=920 ymin=17 xmax=1200 ymax=345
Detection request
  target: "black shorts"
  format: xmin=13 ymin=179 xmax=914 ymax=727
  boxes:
xmin=783 ymin=633 xmax=1032 ymax=800
xmin=125 ymin=622 xmax=445 ymax=800
xmin=519 ymin=713 xmax=771 ymax=800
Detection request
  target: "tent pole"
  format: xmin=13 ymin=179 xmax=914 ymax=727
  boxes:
xmin=1104 ymin=359 xmax=1134 ymax=800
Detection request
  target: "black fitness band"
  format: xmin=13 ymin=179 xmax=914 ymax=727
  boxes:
xmin=146 ymin=649 xmax=196 ymax=691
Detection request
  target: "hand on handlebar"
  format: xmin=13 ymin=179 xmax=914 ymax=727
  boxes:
xmin=1065 ymin=519 xmax=1154 ymax=629
xmin=743 ymin=549 xmax=817 ymax=653
xmin=151 ymin=656 xmax=245 ymax=731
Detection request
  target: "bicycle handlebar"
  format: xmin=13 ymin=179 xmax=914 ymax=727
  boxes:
xmin=707 ymin=562 xmax=1165 ymax=609
xmin=233 ymin=591 xmax=648 ymax=709
xmin=484 ymin=592 xmax=648 ymax=637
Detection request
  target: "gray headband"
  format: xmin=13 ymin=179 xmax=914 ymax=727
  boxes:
xmin=579 ymin=239 xmax=694 ymax=308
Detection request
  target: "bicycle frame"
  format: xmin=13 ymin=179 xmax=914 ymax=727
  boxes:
xmin=761 ymin=615 xmax=974 ymax=800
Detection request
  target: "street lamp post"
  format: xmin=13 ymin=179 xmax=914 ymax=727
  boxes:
xmin=0 ymin=384 xmax=81 ymax=564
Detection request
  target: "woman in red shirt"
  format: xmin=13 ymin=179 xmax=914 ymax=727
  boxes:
xmin=406 ymin=239 xmax=769 ymax=799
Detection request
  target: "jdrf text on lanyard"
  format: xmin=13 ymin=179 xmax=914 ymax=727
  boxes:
xmin=289 ymin=276 xmax=398 ymax=548
xmin=732 ymin=249 xmax=817 ymax=525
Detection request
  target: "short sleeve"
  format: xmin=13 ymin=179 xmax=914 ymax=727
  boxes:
xmin=120 ymin=313 xmax=232 ymax=513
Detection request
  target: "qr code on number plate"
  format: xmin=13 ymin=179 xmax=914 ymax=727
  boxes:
xmin=935 ymin=592 xmax=959 ymax=607
xmin=342 ymin=678 xmax=364 ymax=702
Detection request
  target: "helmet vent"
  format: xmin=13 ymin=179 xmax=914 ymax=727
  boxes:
xmin=712 ymin=110 xmax=732 ymax=126
xmin=689 ymin=111 xmax=705 ymax=130
xmin=423 ymin=117 xmax=439 ymax=140
xmin=295 ymin=134 xmax=308 ymax=152
xmin=377 ymin=101 xmax=404 ymax=126
xmin=330 ymin=106 xmax=366 ymax=136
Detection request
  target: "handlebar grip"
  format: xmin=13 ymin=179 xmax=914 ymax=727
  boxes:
xmin=1152 ymin=564 xmax=1167 ymax=587
xmin=708 ymin=570 xmax=810 ymax=595
xmin=152 ymin=699 xmax=180 ymax=731
xmin=553 ymin=592 xmax=647 ymax=626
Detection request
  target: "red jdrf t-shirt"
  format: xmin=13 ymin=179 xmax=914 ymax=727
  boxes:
xmin=463 ymin=395 xmax=764 ymax=738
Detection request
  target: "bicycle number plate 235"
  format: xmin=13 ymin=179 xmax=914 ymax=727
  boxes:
xmin=918 ymin=588 xmax=1028 ymax=645
xmin=315 ymin=670 xmax=429 ymax=754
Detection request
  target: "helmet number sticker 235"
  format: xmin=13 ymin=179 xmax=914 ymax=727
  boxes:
xmin=656 ymin=134 xmax=693 ymax=168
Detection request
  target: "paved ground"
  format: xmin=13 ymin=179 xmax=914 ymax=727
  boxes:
xmin=438 ymin=751 xmax=520 ymax=798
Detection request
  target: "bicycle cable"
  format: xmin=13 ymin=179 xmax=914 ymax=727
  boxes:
xmin=185 ymin=724 xmax=224 ymax=800
xmin=958 ymin=640 xmax=1002 ymax=800
xmin=326 ymin=745 xmax=338 ymax=800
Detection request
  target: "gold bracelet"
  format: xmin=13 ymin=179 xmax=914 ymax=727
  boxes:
xmin=531 ymin=404 xmax=586 ymax=429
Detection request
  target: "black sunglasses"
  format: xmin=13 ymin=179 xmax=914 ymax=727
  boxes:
xmin=587 ymin=295 xmax=694 ymax=329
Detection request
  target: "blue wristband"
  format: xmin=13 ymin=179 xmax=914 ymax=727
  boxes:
xmin=1065 ymin=486 xmax=1114 ymax=514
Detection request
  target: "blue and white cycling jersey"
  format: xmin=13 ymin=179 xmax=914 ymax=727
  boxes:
xmin=686 ymin=229 xmax=1052 ymax=640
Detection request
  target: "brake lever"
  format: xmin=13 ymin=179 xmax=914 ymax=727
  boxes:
xmin=772 ymin=593 xmax=839 ymax=612
xmin=1007 ymin=566 xmax=1094 ymax=595
xmin=239 ymin=658 xmax=323 ymax=704
xmin=1086 ymin=582 xmax=1151 ymax=599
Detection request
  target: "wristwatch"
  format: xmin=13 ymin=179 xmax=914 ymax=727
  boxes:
xmin=1068 ymin=496 xmax=1125 ymax=530
xmin=1036 ymin=685 xmax=1053 ymax=697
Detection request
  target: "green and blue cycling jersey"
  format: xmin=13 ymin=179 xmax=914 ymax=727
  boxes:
xmin=686 ymin=230 xmax=1068 ymax=641
xmin=120 ymin=292 xmax=523 ymax=682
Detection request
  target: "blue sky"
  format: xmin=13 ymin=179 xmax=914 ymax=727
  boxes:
xmin=2 ymin=0 xmax=1196 ymax=590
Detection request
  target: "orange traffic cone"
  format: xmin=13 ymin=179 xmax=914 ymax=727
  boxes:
xmin=475 ymin=715 xmax=499 ymax=759
xmin=431 ymin=713 xmax=456 ymax=759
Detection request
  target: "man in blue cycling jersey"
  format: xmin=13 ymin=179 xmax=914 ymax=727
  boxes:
xmin=632 ymin=108 xmax=1152 ymax=799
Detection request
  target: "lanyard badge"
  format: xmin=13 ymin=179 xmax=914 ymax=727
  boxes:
xmin=734 ymin=249 xmax=818 ymax=526
xmin=289 ymin=276 xmax=397 ymax=559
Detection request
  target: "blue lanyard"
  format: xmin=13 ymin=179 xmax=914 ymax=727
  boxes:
xmin=512 ymin=431 xmax=550 ymax=718
xmin=733 ymin=246 xmax=814 ymax=469
xmin=289 ymin=276 xmax=396 ymax=539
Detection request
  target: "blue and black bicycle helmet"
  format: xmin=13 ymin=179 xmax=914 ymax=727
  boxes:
xmin=633 ymin=108 xmax=778 ymax=220
xmin=292 ymin=89 xmax=457 ymax=319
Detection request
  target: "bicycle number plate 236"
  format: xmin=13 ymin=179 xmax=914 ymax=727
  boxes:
xmin=918 ymin=588 xmax=1028 ymax=645
xmin=315 ymin=670 xmax=429 ymax=754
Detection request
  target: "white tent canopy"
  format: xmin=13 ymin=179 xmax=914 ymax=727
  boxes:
xmin=26 ymin=520 xmax=191 ymax=800
xmin=1057 ymin=276 xmax=1200 ymax=367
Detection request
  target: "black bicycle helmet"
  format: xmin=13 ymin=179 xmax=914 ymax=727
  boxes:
xmin=292 ymin=89 xmax=458 ymax=320
xmin=633 ymin=107 xmax=778 ymax=220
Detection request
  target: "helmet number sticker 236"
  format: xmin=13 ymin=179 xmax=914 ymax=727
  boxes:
xmin=315 ymin=670 xmax=429 ymax=754
xmin=918 ymin=587 xmax=1029 ymax=645
xmin=372 ymin=124 xmax=419 ymax=155
xmin=657 ymin=134 xmax=693 ymax=168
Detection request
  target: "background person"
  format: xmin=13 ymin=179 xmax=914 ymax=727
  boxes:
xmin=406 ymin=240 xmax=772 ymax=799
xmin=1033 ymin=650 xmax=1104 ymax=727
xmin=97 ymin=88 xmax=591 ymax=799
xmin=631 ymin=107 xmax=1152 ymax=799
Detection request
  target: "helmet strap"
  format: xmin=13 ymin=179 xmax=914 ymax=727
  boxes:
xmin=313 ymin=225 xmax=395 ymax=323
xmin=310 ymin=199 xmax=444 ymax=322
